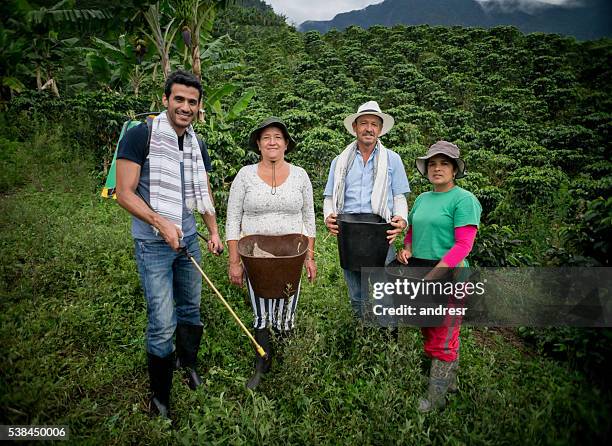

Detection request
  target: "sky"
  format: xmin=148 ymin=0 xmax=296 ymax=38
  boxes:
xmin=263 ymin=0 xmax=582 ymax=26
xmin=263 ymin=0 xmax=384 ymax=25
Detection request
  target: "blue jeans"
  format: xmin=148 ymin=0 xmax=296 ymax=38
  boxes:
xmin=343 ymin=246 xmax=396 ymax=321
xmin=135 ymin=234 xmax=202 ymax=357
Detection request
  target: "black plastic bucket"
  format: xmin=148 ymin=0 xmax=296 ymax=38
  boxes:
xmin=384 ymin=258 xmax=439 ymax=277
xmin=337 ymin=213 xmax=392 ymax=271
xmin=384 ymin=258 xmax=459 ymax=326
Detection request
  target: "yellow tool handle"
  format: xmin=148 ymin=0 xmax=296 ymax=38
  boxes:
xmin=187 ymin=256 xmax=267 ymax=359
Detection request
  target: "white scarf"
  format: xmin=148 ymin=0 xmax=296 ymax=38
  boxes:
xmin=148 ymin=112 xmax=215 ymax=229
xmin=331 ymin=140 xmax=391 ymax=222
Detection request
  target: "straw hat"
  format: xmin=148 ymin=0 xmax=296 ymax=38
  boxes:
xmin=343 ymin=101 xmax=394 ymax=136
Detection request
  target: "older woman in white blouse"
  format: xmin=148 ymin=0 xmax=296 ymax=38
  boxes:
xmin=226 ymin=117 xmax=316 ymax=389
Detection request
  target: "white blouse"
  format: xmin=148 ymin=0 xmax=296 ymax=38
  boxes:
xmin=225 ymin=163 xmax=316 ymax=240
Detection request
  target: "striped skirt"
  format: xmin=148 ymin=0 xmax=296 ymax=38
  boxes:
xmin=246 ymin=278 xmax=301 ymax=331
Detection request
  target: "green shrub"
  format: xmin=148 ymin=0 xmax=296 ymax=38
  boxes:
xmin=507 ymin=166 xmax=568 ymax=205
xmin=471 ymin=224 xmax=534 ymax=266
xmin=518 ymin=327 xmax=612 ymax=390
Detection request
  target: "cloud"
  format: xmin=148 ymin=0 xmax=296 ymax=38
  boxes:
xmin=476 ymin=0 xmax=584 ymax=14
xmin=263 ymin=1 xmax=586 ymax=25
xmin=263 ymin=0 xmax=384 ymax=25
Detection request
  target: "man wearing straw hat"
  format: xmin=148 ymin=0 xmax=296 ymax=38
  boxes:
xmin=116 ymin=70 xmax=223 ymax=419
xmin=323 ymin=101 xmax=410 ymax=324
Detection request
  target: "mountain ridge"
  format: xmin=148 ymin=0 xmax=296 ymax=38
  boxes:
xmin=299 ymin=0 xmax=612 ymax=40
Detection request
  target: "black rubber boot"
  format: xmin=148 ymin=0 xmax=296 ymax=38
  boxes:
xmin=175 ymin=323 xmax=204 ymax=390
xmin=246 ymin=328 xmax=272 ymax=390
xmin=147 ymin=352 xmax=174 ymax=419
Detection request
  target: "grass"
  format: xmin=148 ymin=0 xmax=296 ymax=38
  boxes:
xmin=1 ymin=131 xmax=610 ymax=445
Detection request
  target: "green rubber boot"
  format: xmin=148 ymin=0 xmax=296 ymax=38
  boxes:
xmin=448 ymin=360 xmax=459 ymax=393
xmin=418 ymin=359 xmax=457 ymax=412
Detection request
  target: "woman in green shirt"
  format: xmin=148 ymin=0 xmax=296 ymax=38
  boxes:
xmin=397 ymin=141 xmax=482 ymax=412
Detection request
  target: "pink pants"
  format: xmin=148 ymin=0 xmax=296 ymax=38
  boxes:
xmin=421 ymin=316 xmax=462 ymax=362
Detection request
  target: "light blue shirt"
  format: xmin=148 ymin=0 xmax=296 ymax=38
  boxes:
xmin=323 ymin=144 xmax=410 ymax=214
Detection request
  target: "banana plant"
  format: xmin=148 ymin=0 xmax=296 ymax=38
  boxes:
xmin=173 ymin=0 xmax=234 ymax=80
xmin=26 ymin=0 xmax=110 ymax=25
xmin=199 ymin=34 xmax=244 ymax=73
xmin=27 ymin=32 xmax=85 ymax=97
xmin=86 ymin=35 xmax=153 ymax=95
xmin=142 ymin=2 xmax=179 ymax=80
xmin=0 ymin=0 xmax=110 ymax=98
xmin=135 ymin=0 xmax=252 ymax=121
xmin=203 ymin=83 xmax=255 ymax=130
xmin=0 ymin=26 xmax=27 ymax=101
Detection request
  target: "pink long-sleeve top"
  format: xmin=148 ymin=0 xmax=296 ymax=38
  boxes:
xmin=404 ymin=225 xmax=478 ymax=268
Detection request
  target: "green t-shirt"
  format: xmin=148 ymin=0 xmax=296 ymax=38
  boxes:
xmin=408 ymin=186 xmax=482 ymax=261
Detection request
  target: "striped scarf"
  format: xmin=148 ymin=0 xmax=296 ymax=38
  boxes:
xmin=332 ymin=140 xmax=391 ymax=221
xmin=149 ymin=112 xmax=215 ymax=229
